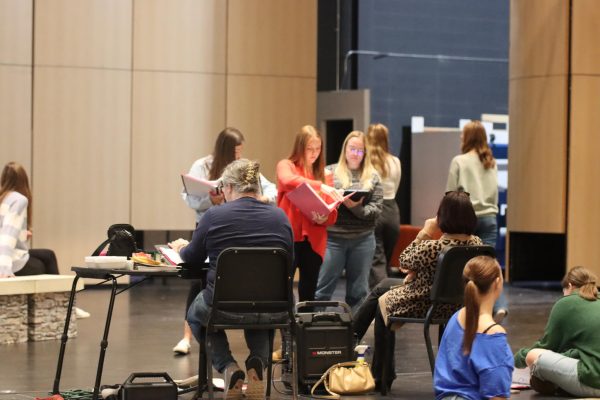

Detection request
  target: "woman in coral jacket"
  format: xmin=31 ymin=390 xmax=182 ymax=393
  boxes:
xmin=276 ymin=125 xmax=343 ymax=303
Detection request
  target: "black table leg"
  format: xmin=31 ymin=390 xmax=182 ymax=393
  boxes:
xmin=52 ymin=275 xmax=80 ymax=395
xmin=92 ymin=276 xmax=118 ymax=400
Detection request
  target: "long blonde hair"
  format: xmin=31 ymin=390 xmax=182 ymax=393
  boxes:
xmin=334 ymin=131 xmax=376 ymax=190
xmin=0 ymin=162 xmax=32 ymax=228
xmin=367 ymin=123 xmax=390 ymax=178
xmin=288 ymin=125 xmax=326 ymax=182
xmin=462 ymin=120 xmax=495 ymax=169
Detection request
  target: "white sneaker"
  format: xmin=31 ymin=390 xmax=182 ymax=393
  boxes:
xmin=174 ymin=375 xmax=198 ymax=388
xmin=74 ymin=307 xmax=91 ymax=319
xmin=172 ymin=338 xmax=191 ymax=355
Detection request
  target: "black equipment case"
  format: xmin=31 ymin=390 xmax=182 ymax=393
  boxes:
xmin=294 ymin=301 xmax=354 ymax=390
xmin=119 ymin=372 xmax=178 ymax=400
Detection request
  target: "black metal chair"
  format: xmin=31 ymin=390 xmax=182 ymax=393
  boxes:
xmin=199 ymin=247 xmax=296 ymax=399
xmin=380 ymin=245 xmax=496 ymax=395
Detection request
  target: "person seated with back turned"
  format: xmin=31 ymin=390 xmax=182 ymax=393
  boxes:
xmin=169 ymin=159 xmax=293 ymax=400
xmin=514 ymin=266 xmax=600 ymax=398
xmin=351 ymin=191 xmax=482 ymax=391
xmin=434 ymin=255 xmax=512 ymax=400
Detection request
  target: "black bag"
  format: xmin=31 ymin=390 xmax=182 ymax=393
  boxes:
xmin=91 ymin=224 xmax=139 ymax=258
xmin=119 ymin=372 xmax=178 ymax=400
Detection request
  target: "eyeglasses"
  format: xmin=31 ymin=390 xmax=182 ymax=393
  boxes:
xmin=348 ymin=147 xmax=365 ymax=156
xmin=445 ymin=190 xmax=470 ymax=197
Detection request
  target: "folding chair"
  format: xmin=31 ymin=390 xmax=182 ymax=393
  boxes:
xmin=380 ymin=245 xmax=495 ymax=395
xmin=202 ymin=247 xmax=296 ymax=399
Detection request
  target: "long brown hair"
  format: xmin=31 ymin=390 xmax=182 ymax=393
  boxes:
xmin=208 ymin=127 xmax=245 ymax=180
xmin=0 ymin=162 xmax=32 ymax=228
xmin=367 ymin=123 xmax=390 ymax=178
xmin=562 ymin=266 xmax=598 ymax=301
xmin=462 ymin=255 xmax=501 ymax=354
xmin=461 ymin=120 xmax=495 ymax=169
xmin=288 ymin=125 xmax=325 ymax=182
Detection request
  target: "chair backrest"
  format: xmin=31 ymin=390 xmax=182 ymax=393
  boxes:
xmin=430 ymin=245 xmax=496 ymax=305
xmin=212 ymin=247 xmax=293 ymax=313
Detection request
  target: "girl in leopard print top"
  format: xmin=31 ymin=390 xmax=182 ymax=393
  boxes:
xmin=365 ymin=191 xmax=481 ymax=390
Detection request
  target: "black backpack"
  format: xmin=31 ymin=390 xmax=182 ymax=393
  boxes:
xmin=91 ymin=224 xmax=139 ymax=258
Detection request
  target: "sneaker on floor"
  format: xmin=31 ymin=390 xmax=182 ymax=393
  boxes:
xmin=74 ymin=307 xmax=90 ymax=319
xmin=172 ymin=338 xmax=191 ymax=355
xmin=245 ymin=357 xmax=265 ymax=400
xmin=530 ymin=375 xmax=558 ymax=395
xmin=493 ymin=308 xmax=508 ymax=324
xmin=174 ymin=374 xmax=198 ymax=388
xmin=223 ymin=363 xmax=245 ymax=400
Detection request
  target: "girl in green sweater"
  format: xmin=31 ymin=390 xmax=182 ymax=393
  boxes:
xmin=515 ymin=266 xmax=600 ymax=397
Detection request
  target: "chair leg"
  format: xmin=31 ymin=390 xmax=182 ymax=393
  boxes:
xmin=423 ymin=321 xmax=435 ymax=375
xmin=266 ymin=329 xmax=274 ymax=398
xmin=206 ymin=332 xmax=214 ymax=400
xmin=195 ymin=329 xmax=208 ymax=399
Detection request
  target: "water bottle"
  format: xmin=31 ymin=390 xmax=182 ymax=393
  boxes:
xmin=355 ymin=344 xmax=369 ymax=363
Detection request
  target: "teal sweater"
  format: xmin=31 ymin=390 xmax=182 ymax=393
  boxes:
xmin=514 ymin=293 xmax=600 ymax=389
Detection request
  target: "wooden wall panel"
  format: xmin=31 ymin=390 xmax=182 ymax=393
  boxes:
xmin=0 ymin=0 xmax=32 ymax=65
xmin=226 ymin=75 xmax=316 ymax=182
xmin=227 ymin=0 xmax=317 ymax=77
xmin=507 ymin=76 xmax=567 ymax=233
xmin=572 ymin=0 xmax=600 ymax=75
xmin=0 ymin=66 xmax=32 ymax=171
xmin=35 ymin=0 xmax=132 ymax=68
xmin=32 ymin=67 xmax=131 ymax=273
xmin=131 ymin=72 xmax=226 ymax=230
xmin=133 ymin=0 xmax=226 ymax=73
xmin=567 ymin=76 xmax=600 ymax=275
xmin=509 ymin=0 xmax=568 ymax=79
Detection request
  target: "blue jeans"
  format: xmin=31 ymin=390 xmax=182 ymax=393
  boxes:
xmin=476 ymin=215 xmax=508 ymax=314
xmin=315 ymin=232 xmax=376 ymax=311
xmin=187 ymin=290 xmax=279 ymax=373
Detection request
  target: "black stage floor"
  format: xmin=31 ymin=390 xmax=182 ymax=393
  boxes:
xmin=0 ymin=277 xmax=578 ymax=399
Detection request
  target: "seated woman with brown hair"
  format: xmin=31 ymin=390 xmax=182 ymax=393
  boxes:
xmin=0 ymin=162 xmax=59 ymax=278
xmin=352 ymin=191 xmax=482 ymax=391
xmin=514 ymin=266 xmax=600 ymax=397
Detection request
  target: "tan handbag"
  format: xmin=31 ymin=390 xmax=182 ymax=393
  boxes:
xmin=310 ymin=361 xmax=376 ymax=399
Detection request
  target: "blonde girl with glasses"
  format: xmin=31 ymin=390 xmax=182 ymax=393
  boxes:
xmin=314 ymin=130 xmax=383 ymax=311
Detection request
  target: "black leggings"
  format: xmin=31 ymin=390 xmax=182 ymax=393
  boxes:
xmin=294 ymin=239 xmax=323 ymax=302
xmin=353 ymin=277 xmax=403 ymax=340
xmin=15 ymin=248 xmax=60 ymax=276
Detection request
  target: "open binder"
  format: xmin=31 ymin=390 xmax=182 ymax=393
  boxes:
xmin=286 ymin=182 xmax=353 ymax=223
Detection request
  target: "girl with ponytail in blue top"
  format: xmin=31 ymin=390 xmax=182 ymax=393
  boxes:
xmin=434 ymin=255 xmax=513 ymax=400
